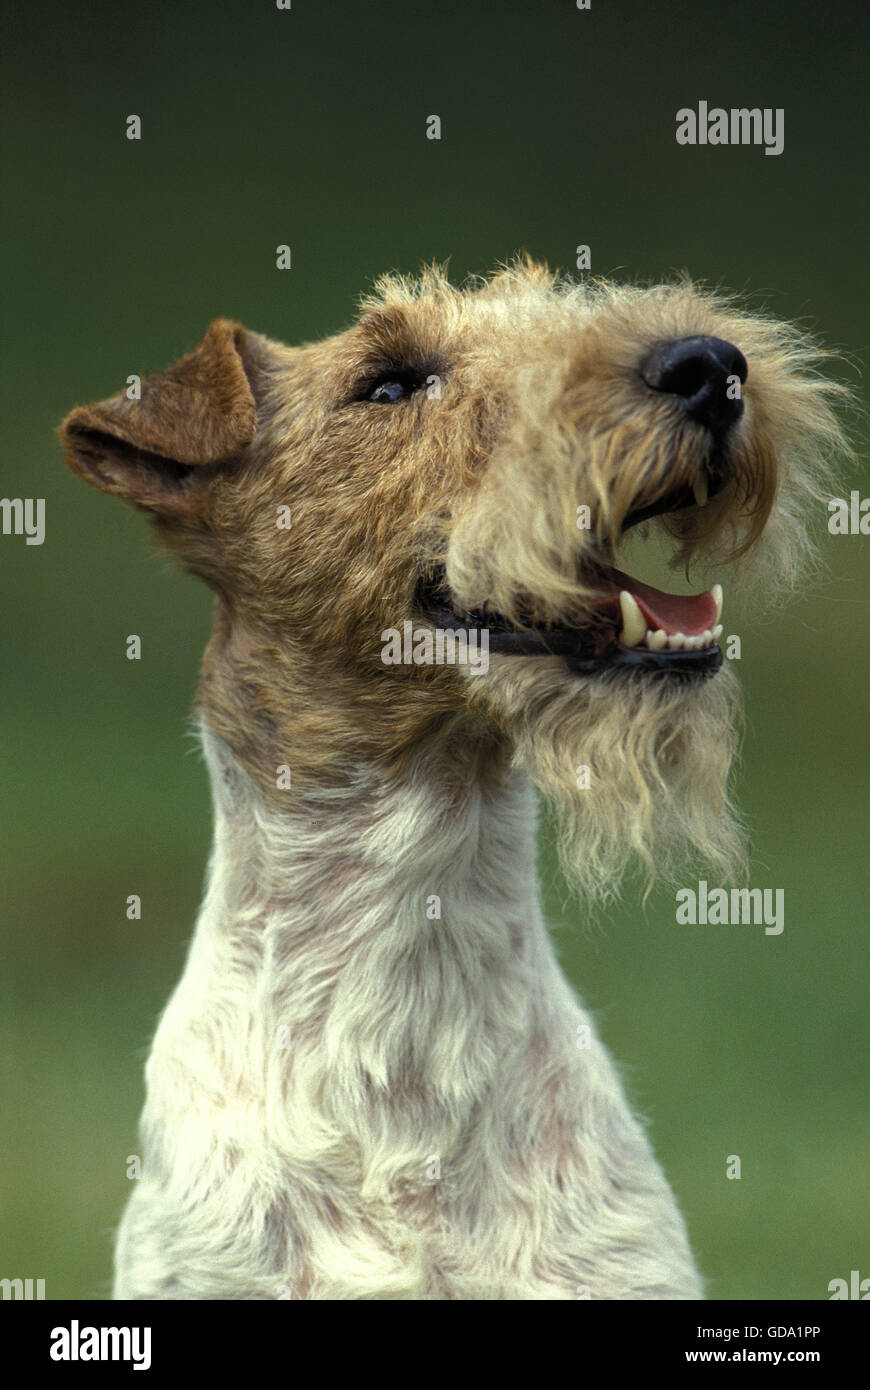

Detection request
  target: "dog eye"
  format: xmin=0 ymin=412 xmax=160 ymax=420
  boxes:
xmin=366 ymin=372 xmax=419 ymax=403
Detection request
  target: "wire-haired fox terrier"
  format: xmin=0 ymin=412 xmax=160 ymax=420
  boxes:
xmin=62 ymin=260 xmax=844 ymax=1299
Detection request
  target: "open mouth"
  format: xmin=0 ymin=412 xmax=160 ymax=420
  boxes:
xmin=416 ymin=480 xmax=725 ymax=677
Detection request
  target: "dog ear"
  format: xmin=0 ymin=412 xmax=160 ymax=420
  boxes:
xmin=60 ymin=319 xmax=258 ymax=519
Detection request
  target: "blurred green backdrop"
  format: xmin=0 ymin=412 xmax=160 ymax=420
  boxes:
xmin=1 ymin=0 xmax=867 ymax=1300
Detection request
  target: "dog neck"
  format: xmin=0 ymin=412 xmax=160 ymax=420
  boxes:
xmin=154 ymin=722 xmax=564 ymax=1160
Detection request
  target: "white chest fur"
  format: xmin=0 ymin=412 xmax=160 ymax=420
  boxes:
xmin=114 ymin=726 xmax=701 ymax=1300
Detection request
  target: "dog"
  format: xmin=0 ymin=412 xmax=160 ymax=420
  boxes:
xmin=61 ymin=260 xmax=844 ymax=1299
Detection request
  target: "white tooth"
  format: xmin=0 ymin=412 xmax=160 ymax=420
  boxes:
xmin=649 ymin=629 xmax=668 ymax=650
xmin=712 ymin=583 xmax=723 ymax=623
xmin=685 ymin=635 xmax=699 ymax=650
xmin=713 ymin=624 xmax=723 ymax=640
xmin=701 ymin=629 xmax=713 ymax=645
xmin=693 ymin=473 xmax=709 ymax=506
xmin=668 ymin=633 xmax=686 ymax=650
xmin=619 ymin=590 xmax=647 ymax=647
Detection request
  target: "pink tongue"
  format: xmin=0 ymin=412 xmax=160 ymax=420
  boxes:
xmin=603 ymin=568 xmax=717 ymax=636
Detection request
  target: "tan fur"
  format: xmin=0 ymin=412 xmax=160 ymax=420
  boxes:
xmin=60 ymin=261 xmax=847 ymax=1298
xmin=62 ymin=260 xmax=846 ymax=885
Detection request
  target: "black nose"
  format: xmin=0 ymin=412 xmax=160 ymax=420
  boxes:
xmin=641 ymin=335 xmax=748 ymax=434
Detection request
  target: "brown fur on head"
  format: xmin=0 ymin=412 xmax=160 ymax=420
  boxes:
xmin=60 ymin=260 xmax=848 ymax=900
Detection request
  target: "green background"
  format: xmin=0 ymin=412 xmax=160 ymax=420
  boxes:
xmin=1 ymin=0 xmax=867 ymax=1300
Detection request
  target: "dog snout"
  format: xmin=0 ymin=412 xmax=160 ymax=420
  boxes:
xmin=641 ymin=335 xmax=748 ymax=434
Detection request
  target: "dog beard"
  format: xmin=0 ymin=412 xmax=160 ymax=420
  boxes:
xmin=469 ymin=657 xmax=746 ymax=905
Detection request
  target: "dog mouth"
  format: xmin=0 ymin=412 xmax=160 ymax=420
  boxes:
xmin=416 ymin=484 xmax=725 ymax=677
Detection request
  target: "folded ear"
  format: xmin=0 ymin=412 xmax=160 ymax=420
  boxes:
xmin=60 ymin=319 xmax=258 ymax=519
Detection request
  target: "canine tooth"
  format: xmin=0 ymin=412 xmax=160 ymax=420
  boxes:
xmin=693 ymin=473 xmax=709 ymax=506
xmin=713 ymin=624 xmax=723 ymax=640
xmin=648 ymin=629 xmax=668 ymax=650
xmin=712 ymin=583 xmax=723 ymax=623
xmin=618 ymin=590 xmax=647 ymax=647
xmin=668 ymin=633 xmax=686 ymax=650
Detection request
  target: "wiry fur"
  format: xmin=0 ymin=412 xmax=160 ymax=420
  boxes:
xmin=59 ymin=260 xmax=846 ymax=1299
xmin=470 ymin=656 xmax=744 ymax=904
xmin=114 ymin=728 xmax=702 ymax=1299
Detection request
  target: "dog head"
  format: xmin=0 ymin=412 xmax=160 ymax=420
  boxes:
xmin=61 ymin=261 xmax=846 ymax=896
